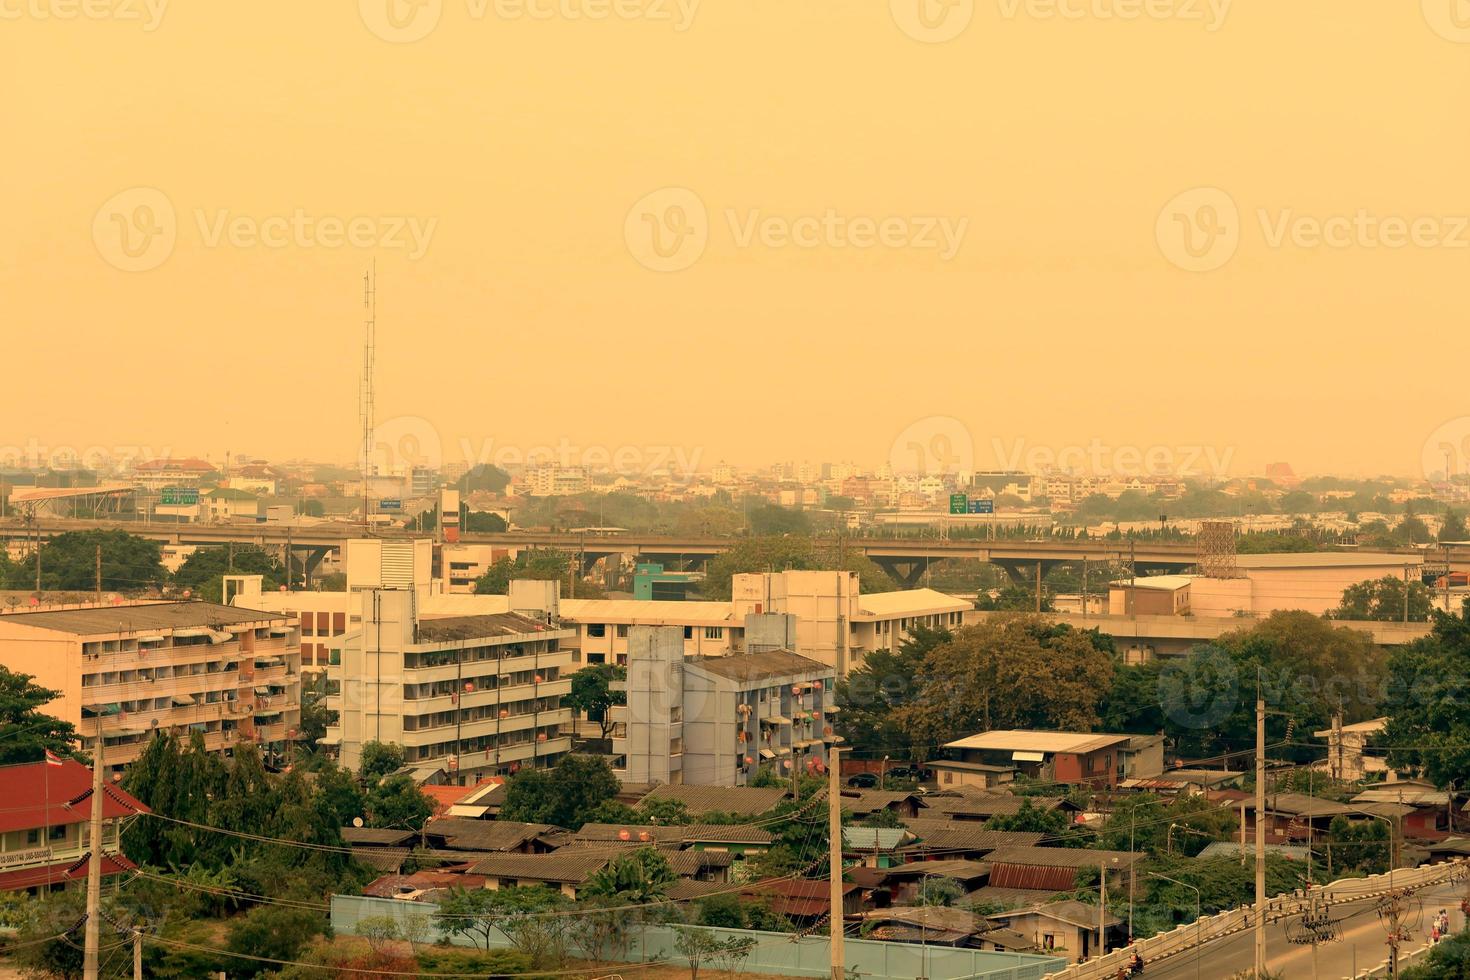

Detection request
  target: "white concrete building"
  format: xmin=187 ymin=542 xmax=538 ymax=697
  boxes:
xmin=612 ymin=621 xmax=837 ymax=787
xmin=325 ymin=581 xmax=574 ymax=784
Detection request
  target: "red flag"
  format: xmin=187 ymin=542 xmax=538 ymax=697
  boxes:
xmin=43 ymin=749 xmax=64 ymax=767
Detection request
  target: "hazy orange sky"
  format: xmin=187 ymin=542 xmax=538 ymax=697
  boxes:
xmin=3 ymin=1 xmax=1467 ymax=479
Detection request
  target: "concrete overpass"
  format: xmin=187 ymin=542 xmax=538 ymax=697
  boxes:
xmin=0 ymin=518 xmax=1208 ymax=585
xmin=2 ymin=517 xmax=1464 ymax=588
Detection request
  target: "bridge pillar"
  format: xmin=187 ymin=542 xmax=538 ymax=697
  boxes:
xmin=873 ymin=557 xmax=929 ymax=589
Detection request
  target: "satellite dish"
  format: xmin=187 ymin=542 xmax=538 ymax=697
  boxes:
xmin=352 ymin=817 xmax=364 ymax=828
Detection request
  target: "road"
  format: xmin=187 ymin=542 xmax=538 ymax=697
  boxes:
xmin=1146 ymin=882 xmax=1465 ymax=979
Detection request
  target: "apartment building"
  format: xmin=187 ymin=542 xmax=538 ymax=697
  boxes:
xmin=324 ymin=583 xmax=575 ymax=784
xmin=0 ymin=602 xmax=302 ymax=770
xmin=0 ymin=758 xmax=147 ymax=894
xmin=613 ymin=620 xmax=837 ymax=787
xmin=525 ymin=464 xmax=591 ymax=497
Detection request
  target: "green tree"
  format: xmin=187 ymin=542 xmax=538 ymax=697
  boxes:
xmin=173 ymin=545 xmax=283 ymax=601
xmin=499 ymin=754 xmax=621 ymax=829
xmin=224 ymin=905 xmax=325 ymax=978
xmin=366 ymin=773 xmax=434 ymax=830
xmin=673 ymin=927 xmax=722 ymax=980
xmin=985 ymin=799 xmax=1083 ymax=846
xmin=566 ymin=664 xmax=626 ymax=739
xmin=456 ymin=463 xmax=512 ymax=495
xmin=582 ymin=847 xmax=676 ymax=904
xmin=1331 ymin=576 xmax=1433 ymax=622
xmin=1384 ymin=608 xmax=1470 ymax=786
xmin=0 ymin=665 xmax=81 ymax=764
xmin=1441 ymin=509 xmax=1468 ymax=542
xmin=837 ymin=622 xmax=953 ymax=752
xmin=748 ymin=504 xmax=811 ymax=535
xmin=359 ymin=740 xmax=406 ymax=781
xmin=295 ymin=671 xmax=331 ymax=751
xmin=894 ymin=616 xmax=1114 ymax=761
xmin=17 ymin=530 xmax=165 ymax=592
xmin=472 ymin=548 xmax=603 ymax=597
xmin=696 ymin=892 xmax=747 ymax=928
xmin=1322 ymin=816 xmax=1390 ymax=875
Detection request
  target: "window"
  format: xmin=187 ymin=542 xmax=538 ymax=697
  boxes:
xmin=683 ymin=626 xmax=692 ymax=639
xmin=704 ymin=627 xmax=723 ymax=640
xmin=587 ymin=624 xmax=606 ymax=638
xmin=616 ymin=624 xmax=629 ymax=638
xmin=26 ymin=829 xmax=39 ymax=846
xmin=48 ymin=825 xmax=66 ymax=842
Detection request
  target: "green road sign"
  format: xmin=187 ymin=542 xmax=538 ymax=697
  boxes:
xmin=949 ymin=493 xmax=968 ymax=515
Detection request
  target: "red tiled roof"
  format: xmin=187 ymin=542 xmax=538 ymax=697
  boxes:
xmin=421 ymin=779 xmax=497 ymax=814
xmin=0 ymin=853 xmax=136 ymax=892
xmin=0 ymin=760 xmax=148 ymax=834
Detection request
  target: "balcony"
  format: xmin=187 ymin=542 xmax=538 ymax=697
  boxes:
xmin=401 ymin=708 xmax=573 ymax=746
xmin=403 ymin=677 xmax=572 ymax=712
xmin=83 ymin=671 xmax=248 ymax=706
xmin=437 ymin=736 xmax=574 ymax=772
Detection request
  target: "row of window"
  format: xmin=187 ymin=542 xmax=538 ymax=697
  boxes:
xmin=403 ymin=695 xmax=561 ymax=732
xmin=405 ymin=725 xmax=564 ymax=763
xmin=82 ymin=660 xmax=243 ymax=687
xmin=404 ymin=667 xmax=561 ymax=701
xmin=583 ymin=624 xmax=724 ymax=640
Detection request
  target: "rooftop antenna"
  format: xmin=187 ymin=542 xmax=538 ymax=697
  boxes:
xmin=359 ymin=262 xmax=377 ymax=532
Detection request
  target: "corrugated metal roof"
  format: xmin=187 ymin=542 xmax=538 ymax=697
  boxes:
xmin=639 ymin=784 xmax=788 ymax=817
xmin=842 ymin=827 xmax=911 ymax=851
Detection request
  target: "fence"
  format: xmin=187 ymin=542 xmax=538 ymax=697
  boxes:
xmin=331 ymin=895 xmax=1069 ymax=979
xmin=1050 ymin=859 xmax=1470 ymax=980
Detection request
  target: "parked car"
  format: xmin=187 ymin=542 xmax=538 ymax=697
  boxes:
xmin=846 ymin=773 xmax=879 ymax=788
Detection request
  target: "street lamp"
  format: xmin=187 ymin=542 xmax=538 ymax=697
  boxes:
xmin=1148 ymin=871 xmax=1201 ymax=980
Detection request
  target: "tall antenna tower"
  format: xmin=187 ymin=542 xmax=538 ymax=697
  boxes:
xmin=359 ymin=262 xmax=377 ymax=530
xmin=1197 ymin=520 xmax=1240 ymax=578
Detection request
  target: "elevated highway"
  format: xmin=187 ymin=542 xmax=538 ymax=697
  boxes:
xmin=2 ymin=518 xmax=1464 ymax=588
xmin=0 ymin=518 xmax=1206 ymax=585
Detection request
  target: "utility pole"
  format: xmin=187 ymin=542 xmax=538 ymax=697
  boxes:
xmin=828 ymin=744 xmax=844 ymax=980
xmin=1404 ymin=566 xmax=1411 ymax=623
xmin=94 ymin=543 xmax=102 ymax=603
xmin=1254 ymin=695 xmax=1267 ymax=979
xmin=133 ymin=928 xmax=142 ymax=980
xmin=1035 ymin=562 xmax=1042 ymax=613
xmin=83 ymin=720 xmax=105 ymax=980
xmin=1333 ymin=702 xmax=1344 ymax=784
xmin=1081 ymin=557 xmax=1088 ymax=622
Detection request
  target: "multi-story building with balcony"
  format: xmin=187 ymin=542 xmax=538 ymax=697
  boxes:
xmin=0 ymin=602 xmax=302 ymax=771
xmin=612 ymin=619 xmax=837 ymax=788
xmin=324 ymin=583 xmax=575 ymax=785
xmin=0 ymin=757 xmax=147 ymax=895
